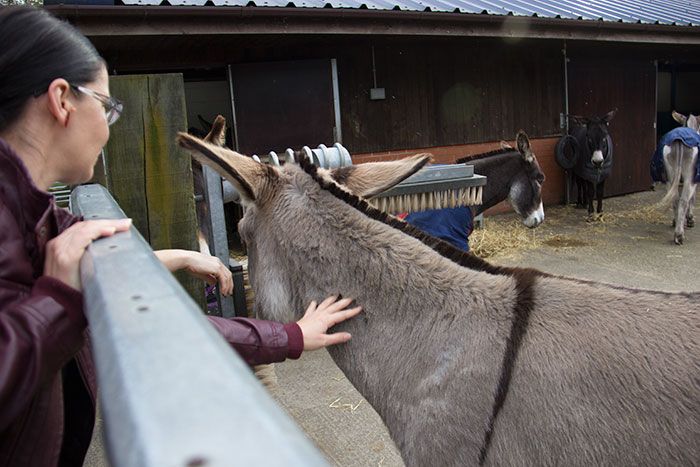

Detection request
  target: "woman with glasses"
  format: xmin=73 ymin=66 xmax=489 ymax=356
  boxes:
xmin=0 ymin=6 xmax=361 ymax=466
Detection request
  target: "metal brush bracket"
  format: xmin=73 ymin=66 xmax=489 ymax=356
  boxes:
xmin=373 ymin=164 xmax=487 ymax=224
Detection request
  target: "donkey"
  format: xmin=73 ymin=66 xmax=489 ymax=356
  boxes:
xmin=177 ymin=129 xmax=699 ymax=467
xmin=569 ymin=109 xmax=617 ymax=220
xmin=402 ymin=131 xmax=544 ymax=251
xmin=460 ymin=132 xmax=544 ymax=226
xmin=188 ymin=118 xmax=229 ymax=255
xmin=651 ymin=110 xmax=700 ymax=245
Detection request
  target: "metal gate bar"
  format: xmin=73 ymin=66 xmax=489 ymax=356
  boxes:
xmin=71 ymin=183 xmax=328 ymax=467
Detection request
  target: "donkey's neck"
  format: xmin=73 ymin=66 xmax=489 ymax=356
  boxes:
xmin=287 ymin=209 xmax=518 ymax=447
xmin=469 ymin=153 xmax=521 ymax=216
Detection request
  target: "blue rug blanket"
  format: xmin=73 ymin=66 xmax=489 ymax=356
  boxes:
xmin=650 ymin=127 xmax=700 ymax=183
xmin=401 ymin=206 xmax=474 ymax=251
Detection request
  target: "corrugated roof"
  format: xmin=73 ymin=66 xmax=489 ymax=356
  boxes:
xmin=120 ymin=0 xmax=700 ymax=26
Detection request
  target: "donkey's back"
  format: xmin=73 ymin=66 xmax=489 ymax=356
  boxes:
xmin=486 ymin=275 xmax=699 ymax=466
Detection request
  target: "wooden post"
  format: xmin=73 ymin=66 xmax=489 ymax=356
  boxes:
xmin=103 ymin=74 xmax=204 ymax=308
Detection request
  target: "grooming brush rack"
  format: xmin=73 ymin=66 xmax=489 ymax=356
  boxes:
xmin=371 ymin=163 xmax=486 ymax=214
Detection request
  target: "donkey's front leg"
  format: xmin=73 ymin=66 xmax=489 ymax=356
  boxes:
xmin=596 ymin=180 xmax=605 ymax=213
xmin=585 ymin=181 xmax=599 ymax=222
xmin=574 ymin=175 xmax=585 ymax=208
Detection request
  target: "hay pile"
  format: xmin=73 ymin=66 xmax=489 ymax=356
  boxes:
xmin=598 ymin=203 xmax=668 ymax=225
xmin=469 ymin=218 xmax=542 ymax=258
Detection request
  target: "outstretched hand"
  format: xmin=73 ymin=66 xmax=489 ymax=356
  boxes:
xmin=154 ymin=249 xmax=233 ymax=296
xmin=297 ymin=295 xmax=363 ymax=351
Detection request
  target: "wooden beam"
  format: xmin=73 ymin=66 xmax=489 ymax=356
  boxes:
xmin=104 ymin=73 xmax=204 ymax=308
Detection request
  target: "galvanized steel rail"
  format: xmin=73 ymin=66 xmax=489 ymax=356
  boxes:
xmin=70 ymin=183 xmax=328 ymax=467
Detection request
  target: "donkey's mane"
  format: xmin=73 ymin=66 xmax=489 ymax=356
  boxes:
xmin=456 ymin=147 xmax=515 ymax=164
xmin=295 ymin=152 xmax=538 ymax=279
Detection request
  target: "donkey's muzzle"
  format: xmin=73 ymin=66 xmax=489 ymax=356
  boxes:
xmin=591 ymin=150 xmax=605 ymax=168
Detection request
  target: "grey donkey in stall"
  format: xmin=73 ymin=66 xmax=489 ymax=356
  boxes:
xmin=657 ymin=110 xmax=700 ymax=244
xmin=177 ymin=125 xmax=699 ymax=467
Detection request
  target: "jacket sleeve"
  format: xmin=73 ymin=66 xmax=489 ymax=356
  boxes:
xmin=0 ymin=276 xmax=87 ymax=431
xmin=206 ymin=316 xmax=303 ymax=366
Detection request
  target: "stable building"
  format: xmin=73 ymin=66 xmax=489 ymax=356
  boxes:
xmin=46 ymin=0 xmax=700 ymax=209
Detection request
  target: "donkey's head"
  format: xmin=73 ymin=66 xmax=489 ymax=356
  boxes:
xmin=511 ymin=130 xmax=545 ymax=228
xmin=570 ymin=108 xmax=617 ymax=169
xmin=672 ymin=110 xmax=700 ymax=133
xmin=177 ymin=130 xmax=431 ymax=323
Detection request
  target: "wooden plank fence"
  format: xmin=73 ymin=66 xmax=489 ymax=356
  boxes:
xmin=103 ymin=73 xmax=203 ymax=307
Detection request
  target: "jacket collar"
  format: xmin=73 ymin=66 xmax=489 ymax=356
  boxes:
xmin=0 ymin=137 xmax=79 ymax=275
xmin=0 ymin=137 xmax=54 ymax=231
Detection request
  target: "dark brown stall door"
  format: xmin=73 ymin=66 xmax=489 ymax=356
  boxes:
xmin=567 ymin=58 xmax=656 ymax=197
xmin=230 ymin=59 xmax=337 ymax=156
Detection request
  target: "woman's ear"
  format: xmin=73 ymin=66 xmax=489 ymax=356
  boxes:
xmin=46 ymin=78 xmax=75 ymax=127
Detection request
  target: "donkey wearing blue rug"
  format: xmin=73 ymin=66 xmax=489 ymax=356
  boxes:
xmin=178 ymin=126 xmax=699 ymax=467
xmin=569 ymin=109 xmax=617 ymax=220
xmin=651 ymin=110 xmax=700 ymax=244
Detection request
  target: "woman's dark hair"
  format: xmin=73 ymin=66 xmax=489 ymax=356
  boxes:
xmin=0 ymin=6 xmax=106 ymax=133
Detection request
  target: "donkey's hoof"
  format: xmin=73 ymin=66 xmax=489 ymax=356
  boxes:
xmin=586 ymin=212 xmax=602 ymax=223
xmin=674 ymin=234 xmax=684 ymax=245
xmin=687 ymin=217 xmax=695 ymax=228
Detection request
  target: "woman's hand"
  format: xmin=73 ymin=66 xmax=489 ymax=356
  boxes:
xmin=297 ymin=295 xmax=363 ymax=351
xmin=154 ymin=249 xmax=233 ymax=296
xmin=43 ymin=218 xmax=133 ymax=291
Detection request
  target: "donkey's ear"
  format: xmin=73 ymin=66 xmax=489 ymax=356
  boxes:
xmin=687 ymin=114 xmax=700 ymax=132
xmin=203 ymin=115 xmax=227 ymax=147
xmin=330 ymin=153 xmax=432 ymax=199
xmin=672 ymin=110 xmax=688 ymax=127
xmin=516 ymin=130 xmax=535 ymax=163
xmin=603 ymin=108 xmax=617 ymax=125
xmin=177 ymin=132 xmax=276 ymax=205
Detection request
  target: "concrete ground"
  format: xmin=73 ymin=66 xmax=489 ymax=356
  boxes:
xmin=85 ymin=188 xmax=699 ymax=466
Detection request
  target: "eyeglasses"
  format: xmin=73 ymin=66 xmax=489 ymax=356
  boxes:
xmin=70 ymin=84 xmax=123 ymax=126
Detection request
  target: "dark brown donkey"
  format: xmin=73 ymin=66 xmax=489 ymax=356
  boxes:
xmin=570 ymin=108 xmax=617 ymax=220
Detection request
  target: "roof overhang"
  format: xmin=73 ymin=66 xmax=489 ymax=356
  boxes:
xmin=45 ymin=5 xmax=700 ymax=45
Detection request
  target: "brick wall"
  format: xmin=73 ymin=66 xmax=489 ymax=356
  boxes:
xmin=351 ymin=136 xmax=565 ymax=215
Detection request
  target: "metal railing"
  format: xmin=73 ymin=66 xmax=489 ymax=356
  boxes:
xmin=71 ymin=184 xmax=328 ymax=467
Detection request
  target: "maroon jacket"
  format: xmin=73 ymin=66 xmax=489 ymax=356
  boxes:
xmin=0 ymin=137 xmax=302 ymax=466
